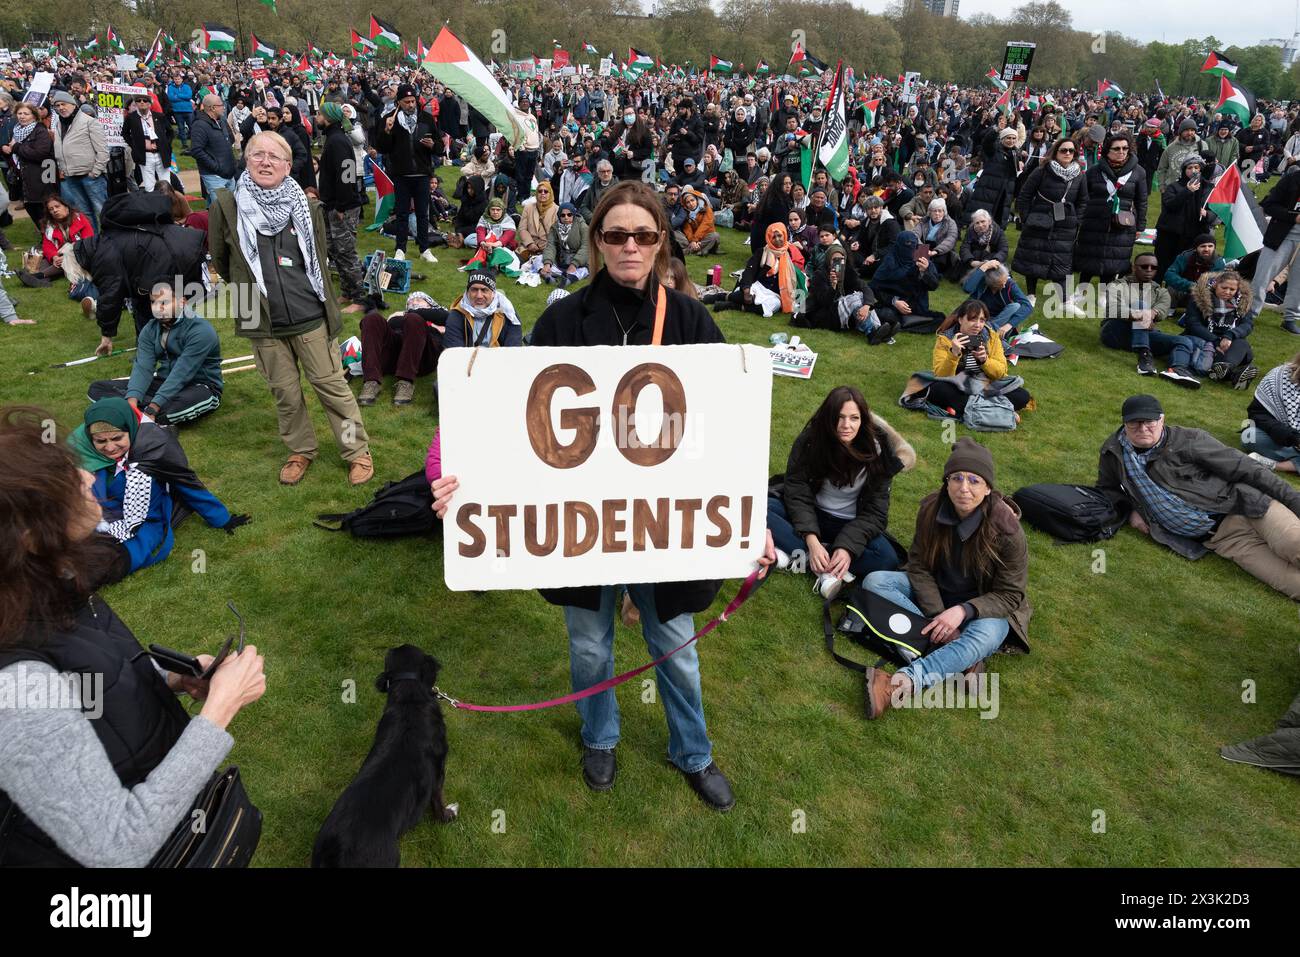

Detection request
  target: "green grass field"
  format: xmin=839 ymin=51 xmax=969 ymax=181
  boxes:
xmin=6 ymin=163 xmax=1299 ymax=867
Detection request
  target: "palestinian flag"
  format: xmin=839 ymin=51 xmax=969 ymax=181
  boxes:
xmin=351 ymin=30 xmax=377 ymax=57
xmin=985 ymin=67 xmax=1008 ymax=91
xmin=365 ymin=162 xmax=395 ymax=231
xmin=144 ymin=29 xmax=165 ymax=67
xmin=251 ymin=34 xmax=276 ymax=60
xmin=416 ymin=37 xmax=428 ymax=61
xmin=369 ymin=14 xmax=401 ymax=51
xmin=309 ymin=44 xmax=323 ymax=59
xmin=324 ymin=53 xmax=344 ymax=69
xmin=421 ymin=26 xmax=537 ymax=149
xmin=460 ymin=245 xmax=521 ymax=278
xmin=583 ymin=42 xmax=599 ymax=55
xmin=1201 ymin=50 xmax=1237 ymax=78
xmin=709 ymin=56 xmax=733 ymax=75
xmin=754 ymin=59 xmax=770 ymax=76
xmin=1023 ymin=90 xmax=1040 ymax=111
xmin=789 ymin=42 xmax=826 ymax=77
xmin=107 ymin=25 xmax=126 ymax=54
xmin=816 ymin=62 xmax=849 ymax=182
xmin=403 ymin=42 xmax=417 ymax=65
xmin=627 ymin=48 xmax=654 ymax=72
xmin=1098 ymin=78 xmax=1124 ymax=99
xmin=1206 ymin=162 xmax=1264 ymax=260
xmin=861 ymin=97 xmax=880 ymax=128
xmin=295 ymin=53 xmax=317 ymax=79
xmin=163 ymin=32 xmax=177 ymax=48
xmin=203 ymin=24 xmax=236 ymax=53
xmin=177 ymin=50 xmax=193 ymax=66
xmin=81 ymin=34 xmax=100 ymax=53
xmin=994 ymin=84 xmax=1014 ymax=117
xmin=1214 ymin=75 xmax=1257 ymax=126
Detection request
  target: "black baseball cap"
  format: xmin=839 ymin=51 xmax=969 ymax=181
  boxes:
xmin=1122 ymin=394 xmax=1164 ymax=422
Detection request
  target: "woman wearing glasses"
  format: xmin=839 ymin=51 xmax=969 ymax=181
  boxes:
xmin=862 ymin=437 xmax=1033 ymax=720
xmin=1073 ymin=131 xmax=1148 ymax=290
xmin=431 ymin=182 xmax=775 ymax=812
xmin=1012 ymin=137 xmax=1087 ymax=305
xmin=0 ymin=407 xmax=266 ymax=866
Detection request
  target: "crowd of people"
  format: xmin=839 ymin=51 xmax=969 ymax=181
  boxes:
xmin=2 ymin=46 xmax=1300 ymax=865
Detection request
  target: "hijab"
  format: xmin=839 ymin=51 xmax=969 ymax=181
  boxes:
xmin=535 ymin=181 xmax=555 ymax=214
xmin=761 ymin=222 xmax=799 ymax=314
xmin=70 ymin=398 xmax=139 ymax=472
xmin=871 ymin=230 xmax=920 ymax=286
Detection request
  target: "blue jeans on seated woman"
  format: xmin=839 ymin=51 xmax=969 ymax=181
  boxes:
xmin=766 ymin=494 xmax=900 ymax=578
xmin=863 ymin=571 xmax=1009 ymax=690
xmin=1242 ymin=427 xmax=1300 ymax=464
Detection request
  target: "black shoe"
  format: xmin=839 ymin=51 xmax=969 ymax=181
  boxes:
xmin=581 ymin=746 xmax=616 ymax=792
xmin=1135 ymin=348 xmax=1155 ymax=376
xmin=1209 ymin=360 xmax=1230 ymax=381
xmin=18 ymin=271 xmax=50 ymax=288
xmin=677 ymin=761 xmax=736 ymax=812
xmin=712 ymin=301 xmax=736 ymax=313
xmin=1283 ymin=319 xmax=1300 ymax=336
xmin=1232 ymin=363 xmax=1259 ymax=391
xmin=1159 ymin=366 xmax=1201 ymax=389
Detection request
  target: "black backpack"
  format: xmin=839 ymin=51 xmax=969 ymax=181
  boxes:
xmin=1012 ymin=483 xmax=1128 ymax=543
xmin=314 ymin=470 xmax=437 ymax=538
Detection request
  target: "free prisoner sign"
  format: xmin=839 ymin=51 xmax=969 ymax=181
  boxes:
xmin=439 ymin=344 xmax=772 ymax=591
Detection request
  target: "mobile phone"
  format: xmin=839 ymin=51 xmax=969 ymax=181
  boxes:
xmin=148 ymin=644 xmax=204 ymax=678
xmin=914 ymin=243 xmax=931 ymax=262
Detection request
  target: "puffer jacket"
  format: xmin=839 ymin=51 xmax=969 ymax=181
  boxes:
xmin=1073 ymin=153 xmax=1148 ymax=279
xmin=1011 ymin=161 xmax=1087 ymax=281
xmin=52 ymin=108 xmax=107 ymax=178
xmin=1182 ymin=272 xmax=1254 ymax=344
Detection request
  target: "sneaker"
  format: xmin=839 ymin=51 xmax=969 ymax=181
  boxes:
xmin=1135 ymin=348 xmax=1155 ymax=376
xmin=393 ymin=379 xmax=416 ymax=406
xmin=774 ymin=548 xmax=791 ymax=570
xmin=1232 ymin=363 xmax=1259 ymax=390
xmin=813 ymin=572 xmax=853 ymax=601
xmin=1248 ymin=452 xmax=1278 ymax=470
xmin=1209 ymin=360 xmax=1231 ymax=381
xmin=420 ymin=249 xmax=438 ymax=263
xmin=1027 ymin=293 xmax=1037 ymax=308
xmin=392 ymin=248 xmax=406 ymax=260
xmin=358 ymin=380 xmax=382 ymax=406
xmin=1159 ymin=366 xmax=1201 ymax=389
xmin=1281 ymin=319 xmax=1300 ymax=335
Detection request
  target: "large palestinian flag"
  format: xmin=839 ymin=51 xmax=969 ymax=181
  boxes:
xmin=627 ymin=48 xmax=654 ymax=73
xmin=421 ymin=27 xmax=537 ymax=149
xmin=369 ymin=14 xmax=402 ymax=51
xmin=460 ymin=245 xmax=522 ymax=277
xmin=1206 ymin=162 xmax=1264 ymax=260
xmin=816 ymin=62 xmax=849 ymax=182
xmin=1214 ymin=75 xmax=1257 ymax=126
xmin=1200 ymin=50 xmax=1238 ymax=79
xmin=1098 ymin=79 xmax=1124 ymax=99
xmin=107 ymin=25 xmax=126 ymax=54
xmin=203 ymin=24 xmax=236 ymax=53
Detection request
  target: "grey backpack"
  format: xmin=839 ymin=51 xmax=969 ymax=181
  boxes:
xmin=963 ymin=394 xmax=1018 ymax=431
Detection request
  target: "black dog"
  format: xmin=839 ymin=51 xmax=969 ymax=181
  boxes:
xmin=312 ymin=645 xmax=456 ymax=867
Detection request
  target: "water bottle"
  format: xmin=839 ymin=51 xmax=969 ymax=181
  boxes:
xmin=770 ymin=333 xmax=788 ymax=346
xmin=710 ymin=263 xmax=722 ymax=285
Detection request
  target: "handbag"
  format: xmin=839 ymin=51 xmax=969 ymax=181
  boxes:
xmin=149 ymin=766 xmax=262 ymax=868
xmin=1112 ymin=209 xmax=1136 ymax=229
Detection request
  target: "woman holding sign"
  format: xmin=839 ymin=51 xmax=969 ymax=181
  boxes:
xmin=432 ymin=182 xmax=774 ymax=813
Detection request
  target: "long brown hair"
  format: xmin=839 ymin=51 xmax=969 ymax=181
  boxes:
xmin=588 ymin=180 xmax=671 ymax=278
xmin=798 ymin=385 xmax=887 ymax=489
xmin=0 ymin=407 xmax=118 ymax=647
xmin=913 ymin=486 xmax=1009 ymax=584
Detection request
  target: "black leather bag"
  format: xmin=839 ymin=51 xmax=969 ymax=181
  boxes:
xmin=150 ymin=767 xmax=261 ymax=868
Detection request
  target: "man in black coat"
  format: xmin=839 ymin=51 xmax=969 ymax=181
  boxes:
xmin=664 ymin=98 xmax=704 ymax=179
xmin=122 ymin=94 xmax=172 ymax=191
xmin=1250 ymin=167 xmax=1300 ymax=335
xmin=188 ymin=94 xmax=237 ymax=199
xmin=316 ymin=103 xmax=367 ymax=312
xmin=372 ymin=83 xmax=441 ymax=262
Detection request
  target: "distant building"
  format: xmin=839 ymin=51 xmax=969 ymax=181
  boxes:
xmin=1262 ymin=34 xmax=1300 ymax=69
xmin=925 ymin=0 xmax=960 ymax=15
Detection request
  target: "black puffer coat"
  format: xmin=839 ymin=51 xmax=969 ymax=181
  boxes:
xmin=1011 ymin=161 xmax=1088 ymax=281
xmin=968 ymin=128 xmax=1020 ymax=226
xmin=1073 ymin=154 xmax=1148 ymax=278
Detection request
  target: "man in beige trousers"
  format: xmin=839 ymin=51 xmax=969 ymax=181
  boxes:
xmin=208 ymin=130 xmax=373 ymax=485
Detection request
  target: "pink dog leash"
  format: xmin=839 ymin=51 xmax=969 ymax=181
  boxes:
xmin=435 ymin=569 xmax=767 ymax=713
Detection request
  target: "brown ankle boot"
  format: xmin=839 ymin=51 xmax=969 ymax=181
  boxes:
xmin=865 ymin=667 xmax=895 ymax=719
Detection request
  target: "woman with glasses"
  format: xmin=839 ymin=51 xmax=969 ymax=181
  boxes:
xmin=1012 ymin=137 xmax=1087 ymax=304
xmin=430 ymin=181 xmax=775 ymax=813
xmin=862 ymin=437 xmax=1032 ymax=719
xmin=1073 ymin=131 xmax=1148 ymax=291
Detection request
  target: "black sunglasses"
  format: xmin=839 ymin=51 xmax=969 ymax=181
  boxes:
xmin=599 ymin=228 xmax=662 ymax=246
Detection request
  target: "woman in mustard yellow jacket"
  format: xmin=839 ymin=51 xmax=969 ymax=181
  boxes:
xmin=926 ymin=301 xmax=1032 ymax=417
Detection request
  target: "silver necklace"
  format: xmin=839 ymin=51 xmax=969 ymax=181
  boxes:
xmin=611 ymin=305 xmax=635 ymax=345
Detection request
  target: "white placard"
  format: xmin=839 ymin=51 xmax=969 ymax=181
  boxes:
xmin=0 ymin=49 xmax=12 ymax=65
xmin=95 ymin=83 xmax=148 ymax=148
xmin=22 ymin=71 xmax=54 ymax=108
xmin=115 ymin=54 xmax=139 ymax=72
xmin=439 ymin=343 xmax=772 ymax=591
xmin=598 ymin=58 xmax=612 ymax=77
xmin=902 ymin=71 xmax=920 ymax=104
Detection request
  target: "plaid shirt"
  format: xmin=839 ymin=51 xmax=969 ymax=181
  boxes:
xmin=1120 ymin=431 xmax=1217 ymax=539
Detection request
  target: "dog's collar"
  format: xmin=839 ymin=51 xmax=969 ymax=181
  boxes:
xmin=378 ymin=671 xmax=433 ymax=693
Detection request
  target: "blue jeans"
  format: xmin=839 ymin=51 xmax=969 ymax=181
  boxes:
xmin=69 ymin=278 xmax=98 ymax=302
xmin=200 ymin=173 xmax=237 ymax=203
xmin=864 ymin=571 xmax=1009 ymax=690
xmin=563 ymin=584 xmax=712 ymax=773
xmin=60 ymin=176 xmax=108 ymax=234
xmin=994 ymin=299 xmax=1032 ymax=332
xmin=767 ymin=494 xmax=900 ymax=578
xmin=173 ymin=112 xmax=192 ymax=144
xmin=1099 ymin=318 xmax=1190 ymax=357
xmin=1242 ymin=427 xmax=1300 ymax=464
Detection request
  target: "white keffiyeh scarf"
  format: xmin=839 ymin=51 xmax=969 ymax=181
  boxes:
xmin=397 ymin=108 xmax=418 ymax=135
xmin=1255 ymin=365 xmax=1300 ymax=433
xmin=233 ymin=170 xmax=325 ymax=301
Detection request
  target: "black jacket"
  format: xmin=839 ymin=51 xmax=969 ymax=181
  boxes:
xmin=968 ymin=128 xmax=1020 ymax=224
xmin=9 ymin=121 xmax=56 ymax=205
xmin=1261 ymin=169 xmax=1300 ymax=251
xmin=957 ymin=220 xmax=1009 ymax=267
xmin=122 ymin=109 xmax=173 ymax=170
xmin=317 ymin=123 xmax=362 ymax=212
xmin=1073 ymin=154 xmax=1148 ymax=279
xmin=664 ymin=112 xmax=704 ymax=168
xmin=1012 ymin=162 xmax=1088 ymax=281
xmin=373 ymin=108 xmax=441 ymax=177
xmin=0 ymin=595 xmax=191 ymax=866
xmin=530 ymin=270 xmax=726 ymax=620
xmin=802 ymin=261 xmax=873 ymax=331
xmin=188 ymin=111 xmax=236 ymax=179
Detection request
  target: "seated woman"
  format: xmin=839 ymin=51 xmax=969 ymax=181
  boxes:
xmin=1243 ymin=352 xmax=1300 ymax=473
xmin=516 ymin=180 xmax=559 ymax=261
xmin=69 ymin=398 xmax=247 ymax=578
xmin=0 ymin=405 xmax=266 ymax=867
xmin=862 ymin=438 xmax=1032 ymax=719
xmin=465 ymin=196 xmax=517 ymax=251
xmin=955 ymin=208 xmax=1009 ymax=277
xmin=869 ymin=231 xmax=944 ymax=334
xmin=541 ymin=202 xmax=589 ymax=285
xmin=903 ymin=300 xmax=1032 ymax=421
xmin=1170 ymin=270 xmax=1258 ymax=390
xmin=768 ymin=386 xmax=915 ymax=599
xmin=786 ymin=208 xmax=818 ymax=260
xmin=21 ymin=195 xmax=93 ymax=287
xmin=960 ymin=261 xmax=1034 ymax=339
xmin=710 ymin=222 xmax=804 ymax=317
xmin=918 ymin=197 xmax=959 ymax=276
xmin=447 ymin=174 xmax=488 ymax=248
xmin=802 ymin=243 xmax=889 ymax=343
xmin=357 ymin=291 xmax=446 ymax=408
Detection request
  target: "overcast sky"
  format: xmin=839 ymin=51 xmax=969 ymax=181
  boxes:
xmin=848 ymin=0 xmax=1299 ymax=49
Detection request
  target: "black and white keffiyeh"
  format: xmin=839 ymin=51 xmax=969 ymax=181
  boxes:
xmin=397 ymin=108 xmax=418 ymax=135
xmin=1256 ymin=365 xmax=1300 ymax=433
xmin=233 ymin=169 xmax=326 ymax=301
xmin=96 ymin=466 xmax=154 ymax=543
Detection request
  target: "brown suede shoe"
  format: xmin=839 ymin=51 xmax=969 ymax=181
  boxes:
xmin=865 ymin=666 xmax=895 ymax=720
xmin=279 ymin=454 xmax=312 ymax=485
xmin=348 ymin=453 xmax=375 ymax=486
xmin=620 ymin=592 xmax=641 ymax=628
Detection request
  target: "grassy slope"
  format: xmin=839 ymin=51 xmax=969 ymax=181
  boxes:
xmin=6 ymin=160 xmax=1299 ymax=867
